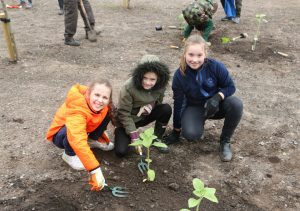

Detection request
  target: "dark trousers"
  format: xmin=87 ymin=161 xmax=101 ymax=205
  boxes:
xmin=52 ymin=115 xmax=110 ymax=156
xmin=64 ymin=0 xmax=95 ymax=38
xmin=220 ymin=0 xmax=242 ymax=17
xmin=181 ymin=96 xmax=243 ymax=141
xmin=114 ymin=104 xmax=172 ymax=157
xmin=58 ymin=0 xmax=64 ymax=9
xmin=183 ymin=19 xmax=214 ymax=41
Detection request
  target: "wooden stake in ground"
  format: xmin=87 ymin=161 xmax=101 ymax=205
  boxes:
xmin=0 ymin=0 xmax=18 ymax=62
xmin=123 ymin=0 xmax=130 ymax=8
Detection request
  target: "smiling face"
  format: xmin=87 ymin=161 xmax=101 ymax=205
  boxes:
xmin=185 ymin=43 xmax=206 ymax=70
xmin=88 ymin=84 xmax=111 ymax=112
xmin=142 ymin=72 xmax=158 ymax=90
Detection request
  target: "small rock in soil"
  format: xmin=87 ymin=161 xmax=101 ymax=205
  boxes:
xmin=168 ymin=182 xmax=179 ymax=191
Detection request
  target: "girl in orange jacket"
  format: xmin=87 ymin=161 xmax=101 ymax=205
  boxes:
xmin=46 ymin=79 xmax=115 ymax=191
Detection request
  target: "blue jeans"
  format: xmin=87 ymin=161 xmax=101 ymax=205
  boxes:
xmin=58 ymin=0 xmax=64 ymax=9
xmin=181 ymin=96 xmax=243 ymax=141
xmin=52 ymin=115 xmax=110 ymax=155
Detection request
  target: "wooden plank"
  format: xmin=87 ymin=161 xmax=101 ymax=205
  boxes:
xmin=0 ymin=6 xmax=18 ymax=62
xmin=123 ymin=0 xmax=130 ymax=8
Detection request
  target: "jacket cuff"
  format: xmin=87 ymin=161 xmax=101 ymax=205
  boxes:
xmin=129 ymin=131 xmax=139 ymax=140
xmin=90 ymin=167 xmax=102 ymax=175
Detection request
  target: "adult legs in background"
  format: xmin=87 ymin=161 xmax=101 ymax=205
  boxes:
xmin=58 ymin=0 xmax=64 ymax=15
xmin=78 ymin=0 xmax=97 ymax=42
xmin=64 ymin=0 xmax=80 ymax=46
xmin=235 ymin=0 xmax=242 ymax=18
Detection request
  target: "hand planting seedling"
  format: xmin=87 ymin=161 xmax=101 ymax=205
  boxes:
xmin=180 ymin=178 xmax=218 ymax=211
xmin=252 ymin=14 xmax=268 ymax=51
xmin=129 ymin=127 xmax=168 ymax=182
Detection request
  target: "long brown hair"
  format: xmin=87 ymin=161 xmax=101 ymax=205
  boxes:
xmin=179 ymin=34 xmax=209 ymax=75
xmin=88 ymin=79 xmax=117 ymax=126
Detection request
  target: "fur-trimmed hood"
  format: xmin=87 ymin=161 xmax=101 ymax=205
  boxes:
xmin=131 ymin=60 xmax=170 ymax=91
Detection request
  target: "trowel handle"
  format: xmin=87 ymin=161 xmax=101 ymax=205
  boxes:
xmin=135 ymin=146 xmax=143 ymax=156
xmin=232 ymin=36 xmax=241 ymax=41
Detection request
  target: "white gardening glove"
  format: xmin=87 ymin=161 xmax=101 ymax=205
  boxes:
xmin=89 ymin=167 xmax=105 ymax=191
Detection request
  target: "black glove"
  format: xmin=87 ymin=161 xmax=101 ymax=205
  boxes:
xmin=204 ymin=94 xmax=222 ymax=118
xmin=164 ymin=129 xmax=181 ymax=145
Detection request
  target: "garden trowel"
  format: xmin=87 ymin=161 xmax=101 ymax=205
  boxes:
xmin=232 ymin=33 xmax=248 ymax=41
xmin=79 ymin=0 xmax=96 ymax=41
xmin=221 ymin=33 xmax=248 ymax=44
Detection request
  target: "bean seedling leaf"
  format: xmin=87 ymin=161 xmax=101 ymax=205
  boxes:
xmin=188 ymin=198 xmax=201 ymax=208
xmin=145 ymin=158 xmax=152 ymax=163
xmin=193 ymin=189 xmax=204 ymax=198
xmin=129 ymin=140 xmax=143 ymax=146
xmin=152 ymin=141 xmax=168 ymax=148
xmin=221 ymin=37 xmax=231 ymax=44
xmin=193 ymin=178 xmax=204 ymax=190
xmin=144 ymin=127 xmax=154 ymax=137
xmin=142 ymin=136 xmax=153 ymax=148
xmin=147 ymin=169 xmax=155 ymax=181
xmin=203 ymin=187 xmax=218 ymax=203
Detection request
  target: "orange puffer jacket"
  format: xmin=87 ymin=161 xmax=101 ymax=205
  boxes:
xmin=46 ymin=84 xmax=109 ymax=171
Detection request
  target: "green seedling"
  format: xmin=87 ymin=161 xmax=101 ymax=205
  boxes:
xmin=129 ymin=127 xmax=168 ymax=182
xmin=221 ymin=36 xmax=231 ymax=44
xmin=180 ymin=178 xmax=218 ymax=211
xmin=252 ymin=14 xmax=268 ymax=51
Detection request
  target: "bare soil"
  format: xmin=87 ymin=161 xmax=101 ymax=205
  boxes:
xmin=0 ymin=0 xmax=299 ymax=210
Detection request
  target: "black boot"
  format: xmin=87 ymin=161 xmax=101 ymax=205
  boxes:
xmin=154 ymin=122 xmax=169 ymax=153
xmin=219 ymin=136 xmax=232 ymax=162
xmin=64 ymin=37 xmax=80 ymax=46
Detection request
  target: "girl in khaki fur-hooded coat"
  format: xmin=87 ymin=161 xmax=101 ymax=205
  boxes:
xmin=115 ymin=55 xmax=172 ymax=157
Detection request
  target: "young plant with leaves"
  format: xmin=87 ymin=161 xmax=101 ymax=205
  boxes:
xmin=129 ymin=127 xmax=168 ymax=182
xmin=180 ymin=178 xmax=218 ymax=211
xmin=252 ymin=14 xmax=268 ymax=51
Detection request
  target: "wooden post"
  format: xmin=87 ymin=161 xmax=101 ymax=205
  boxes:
xmin=0 ymin=0 xmax=18 ymax=62
xmin=123 ymin=0 xmax=130 ymax=9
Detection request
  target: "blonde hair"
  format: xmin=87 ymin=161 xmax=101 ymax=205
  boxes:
xmin=179 ymin=34 xmax=209 ymax=75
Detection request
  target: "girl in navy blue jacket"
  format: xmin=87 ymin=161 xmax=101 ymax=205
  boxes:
xmin=165 ymin=34 xmax=243 ymax=161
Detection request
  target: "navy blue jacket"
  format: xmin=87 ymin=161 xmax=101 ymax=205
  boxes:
xmin=172 ymin=58 xmax=236 ymax=129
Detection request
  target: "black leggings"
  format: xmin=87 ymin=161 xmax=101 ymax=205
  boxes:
xmin=114 ymin=104 xmax=172 ymax=157
xmin=181 ymin=96 xmax=243 ymax=141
